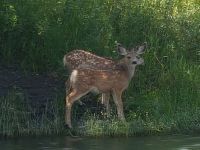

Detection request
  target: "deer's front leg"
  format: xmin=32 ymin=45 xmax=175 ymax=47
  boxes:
xmin=112 ymin=90 xmax=125 ymax=121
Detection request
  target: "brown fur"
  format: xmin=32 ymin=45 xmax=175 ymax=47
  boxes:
xmin=63 ymin=50 xmax=115 ymax=71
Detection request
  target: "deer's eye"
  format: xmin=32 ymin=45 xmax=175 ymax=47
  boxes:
xmin=127 ymin=56 xmax=131 ymax=59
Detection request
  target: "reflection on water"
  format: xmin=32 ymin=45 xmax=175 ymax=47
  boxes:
xmin=1 ymin=135 xmax=200 ymax=150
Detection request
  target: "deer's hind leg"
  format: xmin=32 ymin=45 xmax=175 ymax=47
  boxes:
xmin=65 ymin=87 xmax=90 ymax=128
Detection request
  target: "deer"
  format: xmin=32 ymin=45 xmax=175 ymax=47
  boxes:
xmin=63 ymin=43 xmax=123 ymax=115
xmin=65 ymin=43 xmax=147 ymax=128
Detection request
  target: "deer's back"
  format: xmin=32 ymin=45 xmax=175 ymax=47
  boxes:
xmin=64 ymin=50 xmax=115 ymax=71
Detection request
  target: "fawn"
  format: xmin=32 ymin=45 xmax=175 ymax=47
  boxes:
xmin=63 ymin=42 xmax=124 ymax=114
xmin=65 ymin=43 xmax=147 ymax=128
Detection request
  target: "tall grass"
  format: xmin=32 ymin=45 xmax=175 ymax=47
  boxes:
xmin=0 ymin=89 xmax=66 ymax=137
xmin=0 ymin=0 xmax=199 ymax=136
xmin=1 ymin=89 xmax=200 ymax=137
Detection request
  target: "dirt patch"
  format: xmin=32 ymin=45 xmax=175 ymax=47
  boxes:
xmin=0 ymin=65 xmax=105 ymax=118
xmin=0 ymin=65 xmax=65 ymax=108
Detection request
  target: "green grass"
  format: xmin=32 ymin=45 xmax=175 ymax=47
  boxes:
xmin=1 ymin=89 xmax=200 ymax=137
xmin=1 ymin=0 xmax=199 ymax=71
xmin=0 ymin=89 xmax=66 ymax=137
xmin=0 ymin=0 xmax=199 ymax=137
xmin=75 ymin=109 xmax=200 ymax=137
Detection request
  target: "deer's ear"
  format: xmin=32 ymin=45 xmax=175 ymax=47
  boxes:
xmin=115 ymin=41 xmax=127 ymax=55
xmin=135 ymin=42 xmax=147 ymax=54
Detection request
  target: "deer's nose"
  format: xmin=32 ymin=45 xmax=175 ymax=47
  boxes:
xmin=132 ymin=61 xmax=137 ymax=64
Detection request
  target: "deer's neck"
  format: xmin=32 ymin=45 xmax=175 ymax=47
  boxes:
xmin=127 ymin=65 xmax=136 ymax=80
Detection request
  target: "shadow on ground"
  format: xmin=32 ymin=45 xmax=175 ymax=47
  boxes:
xmin=0 ymin=65 xmax=65 ymax=108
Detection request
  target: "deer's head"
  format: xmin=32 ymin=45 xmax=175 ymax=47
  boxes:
xmin=116 ymin=42 xmax=147 ymax=67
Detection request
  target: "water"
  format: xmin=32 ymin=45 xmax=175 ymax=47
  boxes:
xmin=1 ymin=135 xmax=200 ymax=150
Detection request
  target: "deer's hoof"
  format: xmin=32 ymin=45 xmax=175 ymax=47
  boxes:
xmin=64 ymin=124 xmax=72 ymax=129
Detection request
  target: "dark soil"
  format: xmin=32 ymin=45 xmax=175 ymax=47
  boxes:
xmin=0 ymin=65 xmax=105 ymax=117
xmin=0 ymin=65 xmax=65 ymax=108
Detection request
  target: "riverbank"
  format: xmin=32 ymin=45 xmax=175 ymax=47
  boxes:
xmin=1 ymin=88 xmax=200 ymax=138
xmin=0 ymin=65 xmax=199 ymax=137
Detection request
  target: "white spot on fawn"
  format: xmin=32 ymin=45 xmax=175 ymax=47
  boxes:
xmin=70 ymin=70 xmax=78 ymax=83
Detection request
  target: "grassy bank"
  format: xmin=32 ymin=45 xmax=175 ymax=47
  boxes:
xmin=0 ymin=90 xmax=66 ymax=137
xmin=77 ymin=111 xmax=200 ymax=137
xmin=0 ymin=0 xmax=199 ymax=137
xmin=0 ymin=89 xmax=200 ymax=137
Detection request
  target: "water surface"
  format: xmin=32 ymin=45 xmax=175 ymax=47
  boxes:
xmin=1 ymin=135 xmax=200 ymax=150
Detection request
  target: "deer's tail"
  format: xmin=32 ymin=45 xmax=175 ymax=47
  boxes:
xmin=63 ymin=55 xmax=68 ymax=68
